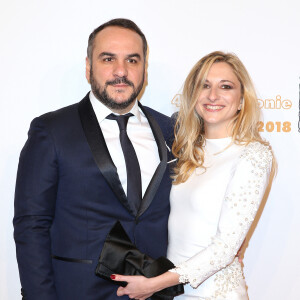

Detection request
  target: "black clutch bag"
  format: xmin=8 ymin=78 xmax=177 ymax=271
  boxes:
xmin=95 ymin=221 xmax=184 ymax=300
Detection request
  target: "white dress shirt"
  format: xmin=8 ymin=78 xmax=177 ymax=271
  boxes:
xmin=89 ymin=91 xmax=160 ymax=197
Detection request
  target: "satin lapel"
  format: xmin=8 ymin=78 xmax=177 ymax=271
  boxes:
xmin=137 ymin=103 xmax=168 ymax=218
xmin=78 ymin=96 xmax=136 ymax=216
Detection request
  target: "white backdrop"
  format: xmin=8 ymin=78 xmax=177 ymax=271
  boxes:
xmin=1 ymin=0 xmax=300 ymax=299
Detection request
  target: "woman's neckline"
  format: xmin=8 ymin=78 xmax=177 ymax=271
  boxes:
xmin=204 ymin=137 xmax=233 ymax=152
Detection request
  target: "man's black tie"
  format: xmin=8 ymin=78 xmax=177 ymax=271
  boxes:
xmin=106 ymin=113 xmax=142 ymax=214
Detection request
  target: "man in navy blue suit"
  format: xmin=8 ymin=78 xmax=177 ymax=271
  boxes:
xmin=14 ymin=18 xmax=174 ymax=300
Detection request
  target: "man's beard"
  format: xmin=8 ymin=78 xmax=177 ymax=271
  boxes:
xmin=90 ymin=68 xmax=144 ymax=111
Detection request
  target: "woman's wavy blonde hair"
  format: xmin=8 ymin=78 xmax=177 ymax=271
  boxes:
xmin=172 ymin=51 xmax=272 ymax=184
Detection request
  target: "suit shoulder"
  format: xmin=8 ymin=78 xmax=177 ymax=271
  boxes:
xmin=142 ymin=106 xmax=175 ymax=145
xmin=142 ymin=106 xmax=173 ymax=129
xmin=143 ymin=106 xmax=171 ymax=121
xmin=29 ymin=99 xmax=84 ymax=132
xmin=36 ymin=102 xmax=78 ymax=122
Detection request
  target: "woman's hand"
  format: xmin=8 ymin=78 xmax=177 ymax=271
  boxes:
xmin=111 ymin=271 xmax=180 ymax=299
xmin=111 ymin=274 xmax=155 ymax=300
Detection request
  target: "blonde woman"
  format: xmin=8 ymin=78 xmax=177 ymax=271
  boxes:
xmin=112 ymin=51 xmax=275 ymax=300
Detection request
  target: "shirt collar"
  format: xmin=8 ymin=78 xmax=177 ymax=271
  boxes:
xmin=89 ymin=91 xmax=143 ymax=124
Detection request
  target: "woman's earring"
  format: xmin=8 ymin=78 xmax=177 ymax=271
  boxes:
xmin=238 ymin=98 xmax=244 ymax=110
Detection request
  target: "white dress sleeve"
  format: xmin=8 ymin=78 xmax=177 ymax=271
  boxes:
xmin=169 ymin=142 xmax=273 ymax=288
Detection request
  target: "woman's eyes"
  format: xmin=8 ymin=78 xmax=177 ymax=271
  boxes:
xmin=202 ymin=84 xmax=232 ymax=89
xmin=221 ymin=84 xmax=233 ymax=89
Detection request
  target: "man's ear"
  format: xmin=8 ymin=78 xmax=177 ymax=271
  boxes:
xmin=85 ymin=57 xmax=91 ymax=84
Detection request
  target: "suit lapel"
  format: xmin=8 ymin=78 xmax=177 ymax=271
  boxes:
xmin=78 ymin=96 xmax=136 ymax=216
xmin=137 ymin=103 xmax=168 ymax=218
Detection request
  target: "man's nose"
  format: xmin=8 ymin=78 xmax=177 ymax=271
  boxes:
xmin=113 ymin=60 xmax=128 ymax=78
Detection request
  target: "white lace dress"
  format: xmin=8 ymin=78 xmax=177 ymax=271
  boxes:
xmin=167 ymin=138 xmax=272 ymax=300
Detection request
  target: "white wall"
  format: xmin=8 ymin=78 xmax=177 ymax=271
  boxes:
xmin=1 ymin=0 xmax=299 ymax=299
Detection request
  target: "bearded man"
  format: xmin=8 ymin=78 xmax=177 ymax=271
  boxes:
xmin=14 ymin=18 xmax=174 ymax=300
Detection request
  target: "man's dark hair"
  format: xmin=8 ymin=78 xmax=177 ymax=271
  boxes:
xmin=87 ymin=18 xmax=147 ymax=62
